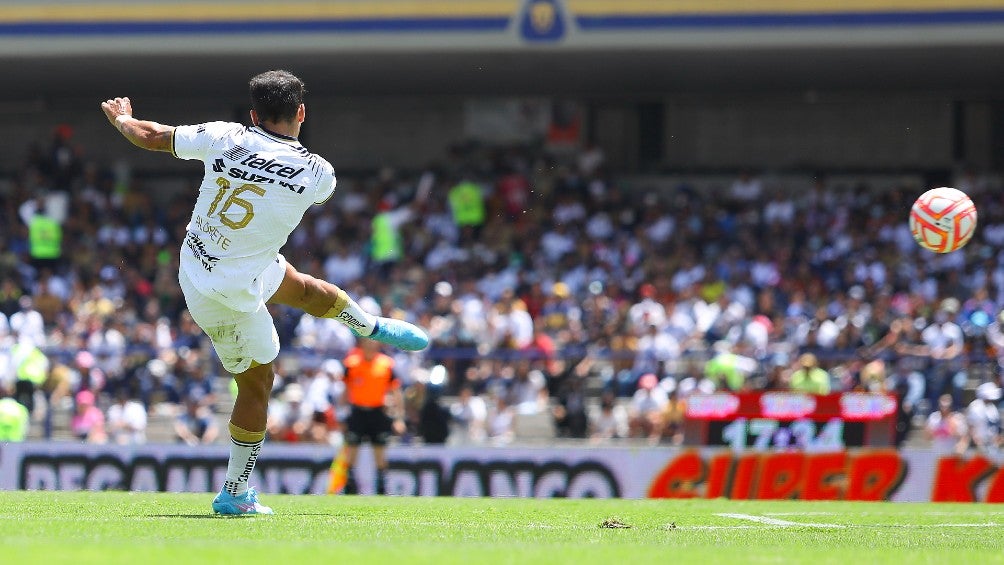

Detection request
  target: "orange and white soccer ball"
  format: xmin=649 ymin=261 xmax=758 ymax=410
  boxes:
xmin=909 ymin=187 xmax=977 ymax=253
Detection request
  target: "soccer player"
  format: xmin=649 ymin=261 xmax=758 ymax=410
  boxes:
xmin=100 ymin=70 xmax=429 ymax=515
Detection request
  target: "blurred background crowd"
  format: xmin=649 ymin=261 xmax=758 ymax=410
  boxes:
xmin=0 ymin=126 xmax=1002 ymax=455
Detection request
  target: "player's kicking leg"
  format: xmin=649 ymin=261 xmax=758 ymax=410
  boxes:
xmin=268 ymin=263 xmax=429 ymax=351
xmin=212 ymin=361 xmax=274 ymax=515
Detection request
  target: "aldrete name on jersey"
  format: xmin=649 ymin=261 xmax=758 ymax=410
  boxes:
xmin=194 ymin=214 xmax=231 ymax=250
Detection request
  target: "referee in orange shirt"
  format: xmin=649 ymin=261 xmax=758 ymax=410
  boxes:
xmin=342 ymin=338 xmax=405 ymax=494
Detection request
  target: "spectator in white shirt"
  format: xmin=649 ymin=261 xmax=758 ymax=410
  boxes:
xmin=923 ymin=298 xmax=965 ymax=407
xmin=644 ymin=214 xmax=675 ymax=244
xmin=487 ymin=393 xmax=515 ymax=445
xmin=490 ymin=290 xmax=534 ymax=350
xmin=450 ymin=385 xmax=487 ymax=444
xmin=106 ymin=388 xmax=147 ymax=445
xmin=509 ymin=365 xmax=548 ymax=415
xmin=540 ymin=223 xmax=576 ymax=263
xmin=294 ymin=313 xmax=355 ymax=356
xmin=322 ymin=242 xmax=365 ymax=287
xmin=925 ymin=394 xmax=967 ymax=454
xmin=304 ymin=360 xmax=345 ymax=417
xmin=9 ymin=297 xmax=45 ymax=346
xmin=424 ymin=240 xmax=469 ymax=271
xmin=577 ymin=143 xmax=605 ymax=177
xmin=627 ymin=284 xmax=666 ymax=334
xmin=966 ymin=382 xmax=1002 ymax=453
xmin=628 ymin=374 xmax=668 ymax=441
xmin=553 ymin=194 xmax=587 ymax=226
xmin=633 ymin=323 xmax=680 ymax=377
xmin=763 ymin=192 xmax=795 ymax=224
xmin=585 ymin=211 xmax=614 ymax=241
xmin=729 ymin=170 xmax=763 ymax=203
xmin=591 ymin=390 xmax=628 ymax=442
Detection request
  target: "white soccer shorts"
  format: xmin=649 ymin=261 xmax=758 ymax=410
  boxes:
xmin=178 ymin=255 xmax=286 ymax=374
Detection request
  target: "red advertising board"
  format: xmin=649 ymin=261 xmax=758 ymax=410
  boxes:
xmin=686 ymin=391 xmax=898 ymax=422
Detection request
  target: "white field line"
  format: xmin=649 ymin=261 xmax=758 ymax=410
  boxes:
xmin=682 ymin=525 xmax=761 ymax=530
xmin=681 ymin=523 xmax=1001 ymax=531
xmin=917 ymin=522 xmax=999 ymax=527
xmin=921 ymin=511 xmax=1004 ymax=516
xmin=703 ymin=514 xmax=1002 ymax=531
xmin=763 ymin=512 xmax=837 ymax=516
xmin=716 ymin=513 xmax=846 ymax=528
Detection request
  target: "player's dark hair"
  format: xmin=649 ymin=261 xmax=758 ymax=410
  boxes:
xmin=249 ymin=70 xmax=305 ymax=124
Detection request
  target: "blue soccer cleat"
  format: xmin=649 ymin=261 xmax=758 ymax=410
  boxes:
xmin=356 ymin=317 xmax=429 ymax=351
xmin=212 ymin=486 xmax=273 ymax=516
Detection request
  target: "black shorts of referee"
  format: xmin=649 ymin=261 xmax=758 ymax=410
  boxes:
xmin=345 ymin=405 xmax=393 ymax=446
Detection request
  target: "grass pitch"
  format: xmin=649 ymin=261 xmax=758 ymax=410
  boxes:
xmin=1 ymin=491 xmax=1002 ymax=564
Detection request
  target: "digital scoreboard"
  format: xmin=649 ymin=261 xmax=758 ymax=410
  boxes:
xmin=683 ymin=391 xmax=898 ymax=449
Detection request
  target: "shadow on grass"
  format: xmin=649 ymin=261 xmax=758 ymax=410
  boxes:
xmin=144 ymin=514 xmax=253 ymax=519
xmin=140 ymin=512 xmax=338 ymax=519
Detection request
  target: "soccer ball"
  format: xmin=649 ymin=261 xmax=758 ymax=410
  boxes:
xmin=909 ymin=187 xmax=977 ymax=253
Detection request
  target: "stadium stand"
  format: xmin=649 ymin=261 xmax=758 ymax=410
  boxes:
xmin=2 ymin=130 xmax=1003 ymax=452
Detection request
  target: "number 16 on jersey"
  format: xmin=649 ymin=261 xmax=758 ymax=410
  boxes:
xmin=208 ymin=177 xmax=266 ymax=230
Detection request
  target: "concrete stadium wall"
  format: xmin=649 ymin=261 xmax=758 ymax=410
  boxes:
xmin=0 ymin=90 xmax=991 ymax=179
xmin=661 ymin=93 xmax=956 ymax=170
xmin=0 ymin=94 xmax=466 ymax=179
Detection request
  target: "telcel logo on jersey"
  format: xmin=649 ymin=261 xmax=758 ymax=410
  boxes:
xmin=239 ymin=153 xmax=305 ymax=179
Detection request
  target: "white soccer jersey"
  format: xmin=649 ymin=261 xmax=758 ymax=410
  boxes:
xmin=173 ymin=121 xmax=336 ymax=312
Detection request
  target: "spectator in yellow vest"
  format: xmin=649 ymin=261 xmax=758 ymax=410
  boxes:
xmin=704 ymin=340 xmax=757 ymax=391
xmin=19 ymin=192 xmax=65 ymax=273
xmin=370 ymin=196 xmax=425 ymax=277
xmin=790 ymin=353 xmax=832 ymax=395
xmin=448 ymin=176 xmax=486 ymax=240
xmin=0 ymin=383 xmax=30 ymax=442
xmin=11 ymin=336 xmax=48 ymax=415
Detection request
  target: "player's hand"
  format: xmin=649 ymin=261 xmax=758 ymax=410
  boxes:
xmin=392 ymin=418 xmax=406 ymax=435
xmin=101 ymin=97 xmax=133 ymax=124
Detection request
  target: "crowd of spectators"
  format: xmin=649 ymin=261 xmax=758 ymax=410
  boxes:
xmin=2 ymin=124 xmax=1004 ymax=451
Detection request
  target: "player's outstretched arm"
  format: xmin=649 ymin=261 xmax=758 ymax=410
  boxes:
xmin=100 ymin=96 xmax=175 ymax=153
